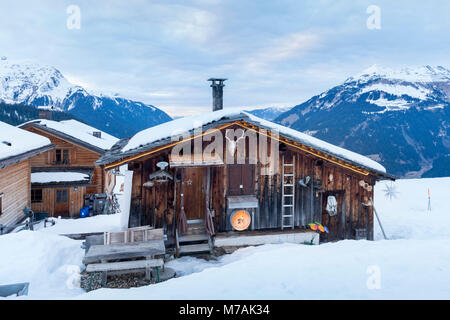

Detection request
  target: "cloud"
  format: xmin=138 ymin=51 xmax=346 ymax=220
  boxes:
xmin=243 ymin=32 xmax=320 ymax=73
xmin=152 ymin=4 xmax=218 ymax=45
xmin=0 ymin=0 xmax=449 ymax=118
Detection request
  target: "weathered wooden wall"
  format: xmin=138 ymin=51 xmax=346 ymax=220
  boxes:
xmin=0 ymin=159 xmax=30 ymax=226
xmin=127 ymin=124 xmax=376 ymax=241
xmin=24 ymin=127 xmax=106 ymax=194
xmin=31 ymin=186 xmax=86 ymax=218
xmin=22 ymin=126 xmax=109 ymax=219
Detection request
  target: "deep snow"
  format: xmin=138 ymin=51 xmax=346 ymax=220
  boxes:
xmin=0 ymin=177 xmax=449 ymax=299
xmin=21 ymin=119 xmax=119 ymax=151
xmin=0 ymin=120 xmax=51 ymax=161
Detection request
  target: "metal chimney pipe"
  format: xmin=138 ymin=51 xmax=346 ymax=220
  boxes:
xmin=208 ymin=78 xmax=227 ymax=111
xmin=37 ymin=106 xmax=54 ymax=120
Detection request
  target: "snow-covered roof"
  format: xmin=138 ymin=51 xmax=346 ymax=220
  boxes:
xmin=100 ymin=108 xmax=388 ymax=175
xmin=0 ymin=121 xmax=52 ymax=163
xmin=20 ymin=119 xmax=119 ymax=152
xmin=31 ymin=172 xmax=90 ymax=184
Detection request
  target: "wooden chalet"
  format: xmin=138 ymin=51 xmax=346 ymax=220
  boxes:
xmin=97 ymin=80 xmax=394 ymax=254
xmin=0 ymin=121 xmax=53 ymax=228
xmin=19 ymin=115 xmax=119 ymax=218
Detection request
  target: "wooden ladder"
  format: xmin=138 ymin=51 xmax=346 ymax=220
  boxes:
xmin=281 ymin=156 xmax=295 ymax=230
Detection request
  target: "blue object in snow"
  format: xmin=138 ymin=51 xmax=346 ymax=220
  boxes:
xmin=80 ymin=206 xmax=90 ymax=218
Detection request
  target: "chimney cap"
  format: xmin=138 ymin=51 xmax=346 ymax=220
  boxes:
xmin=208 ymin=78 xmax=227 ymax=82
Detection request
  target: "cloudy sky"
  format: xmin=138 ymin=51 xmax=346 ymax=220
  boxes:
xmin=1 ymin=0 xmax=449 ymax=117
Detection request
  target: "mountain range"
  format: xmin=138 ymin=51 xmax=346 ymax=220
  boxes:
xmin=2 ymin=58 xmax=449 ymax=178
xmin=0 ymin=58 xmax=171 ymax=138
xmin=270 ymin=65 xmax=450 ymax=178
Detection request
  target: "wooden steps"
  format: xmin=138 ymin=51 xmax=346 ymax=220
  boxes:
xmin=177 ymin=219 xmax=212 ymax=256
xmin=178 ymin=234 xmax=209 ymax=242
xmin=179 ymin=243 xmax=211 ymax=254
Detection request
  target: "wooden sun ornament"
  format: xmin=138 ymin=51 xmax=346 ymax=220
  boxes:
xmin=231 ymin=210 xmax=251 ymax=231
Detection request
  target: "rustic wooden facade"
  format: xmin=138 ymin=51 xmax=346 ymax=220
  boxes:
xmin=97 ymin=112 xmax=394 ymax=248
xmin=0 ymin=159 xmax=33 ymax=227
xmin=19 ymin=121 xmax=117 ymax=218
xmin=0 ymin=122 xmax=53 ymax=228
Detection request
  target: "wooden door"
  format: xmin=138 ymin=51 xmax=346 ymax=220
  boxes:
xmin=321 ymin=191 xmax=344 ymax=242
xmin=182 ymin=168 xmax=205 ymax=220
xmin=227 ymin=164 xmax=255 ymax=196
xmin=55 ymin=189 xmax=69 ymax=217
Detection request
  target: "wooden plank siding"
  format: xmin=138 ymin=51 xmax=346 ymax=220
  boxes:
xmin=22 ymin=126 xmax=111 ymax=219
xmin=0 ymin=160 xmax=31 ymax=226
xmin=125 ymin=123 xmax=378 ymax=242
xmin=31 ymin=186 xmax=86 ymax=218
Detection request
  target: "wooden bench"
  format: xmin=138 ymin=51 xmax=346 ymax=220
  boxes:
xmin=83 ymin=240 xmax=165 ymax=264
xmin=83 ymin=228 xmax=166 ymax=290
xmin=86 ymin=258 xmax=164 ymax=285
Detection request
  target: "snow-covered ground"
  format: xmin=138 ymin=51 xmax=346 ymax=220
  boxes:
xmin=373 ymin=177 xmax=450 ymax=241
xmin=33 ymin=214 xmax=123 ymax=235
xmin=1 ymin=177 xmax=449 ymax=299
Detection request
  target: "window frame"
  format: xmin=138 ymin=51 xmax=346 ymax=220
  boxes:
xmin=31 ymin=189 xmax=43 ymax=203
xmin=54 ymin=149 xmax=70 ymax=164
xmin=56 ymin=190 xmax=68 ymax=203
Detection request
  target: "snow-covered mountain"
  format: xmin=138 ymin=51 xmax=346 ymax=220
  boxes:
xmin=275 ymin=65 xmax=450 ymax=178
xmin=247 ymin=106 xmax=291 ymax=121
xmin=0 ymin=58 xmax=171 ymax=137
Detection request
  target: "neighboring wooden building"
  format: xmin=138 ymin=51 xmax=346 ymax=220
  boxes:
xmin=0 ymin=121 xmax=53 ymax=228
xmin=19 ymin=118 xmax=119 ymax=218
xmin=97 ymin=108 xmax=394 ymax=253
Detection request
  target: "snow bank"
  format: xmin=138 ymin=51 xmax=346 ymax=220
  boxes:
xmin=2 ymin=177 xmax=449 ymax=299
xmin=374 ymin=177 xmax=450 ymax=240
xmin=0 ymin=121 xmax=51 ymax=161
xmin=36 ymin=214 xmax=123 ymax=235
xmin=80 ymin=239 xmax=450 ymax=300
xmin=0 ymin=231 xmax=84 ymax=299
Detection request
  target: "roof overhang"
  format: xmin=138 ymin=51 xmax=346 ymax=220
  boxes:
xmin=98 ymin=116 xmax=395 ymax=180
xmin=30 ymin=167 xmax=94 ymax=188
xmin=20 ymin=122 xmax=106 ymax=155
xmin=0 ymin=144 xmax=55 ymax=169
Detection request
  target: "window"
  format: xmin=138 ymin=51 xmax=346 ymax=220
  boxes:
xmin=54 ymin=149 xmax=70 ymax=164
xmin=56 ymin=190 xmax=68 ymax=203
xmin=31 ymin=189 xmax=43 ymax=203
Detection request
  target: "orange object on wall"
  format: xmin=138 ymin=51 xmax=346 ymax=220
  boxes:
xmin=231 ymin=210 xmax=251 ymax=231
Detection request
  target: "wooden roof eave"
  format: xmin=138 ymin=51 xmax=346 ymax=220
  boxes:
xmin=98 ymin=117 xmax=240 ymax=169
xmin=98 ymin=116 xmax=394 ymax=179
xmin=0 ymin=144 xmax=55 ymax=169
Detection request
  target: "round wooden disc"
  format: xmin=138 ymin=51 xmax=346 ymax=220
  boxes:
xmin=231 ymin=210 xmax=251 ymax=231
